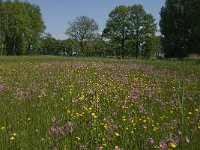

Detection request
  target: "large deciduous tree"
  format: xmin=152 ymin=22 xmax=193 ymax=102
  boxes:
xmin=103 ymin=5 xmax=156 ymax=58
xmin=0 ymin=0 xmax=3 ymax=55
xmin=103 ymin=6 xmax=131 ymax=58
xmin=160 ymin=0 xmax=200 ymax=58
xmin=65 ymin=16 xmax=99 ymax=55
xmin=0 ymin=0 xmax=45 ymax=55
xmin=129 ymin=5 xmax=156 ymax=58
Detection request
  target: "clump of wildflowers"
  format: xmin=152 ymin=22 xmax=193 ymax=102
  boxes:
xmin=49 ymin=120 xmax=73 ymax=137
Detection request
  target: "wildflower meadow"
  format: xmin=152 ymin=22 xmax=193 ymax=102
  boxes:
xmin=0 ymin=56 xmax=199 ymax=150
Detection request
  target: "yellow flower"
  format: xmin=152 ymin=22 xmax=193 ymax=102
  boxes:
xmin=76 ymin=137 xmax=80 ymax=141
xmin=170 ymin=143 xmax=177 ymax=148
xmin=153 ymin=127 xmax=158 ymax=131
xmin=10 ymin=137 xmax=15 ymax=140
xmin=131 ymin=131 xmax=134 ymax=134
xmin=188 ymin=112 xmax=192 ymax=115
xmin=198 ymin=126 xmax=200 ymax=129
xmin=143 ymin=125 xmax=147 ymax=129
xmin=1 ymin=127 xmax=5 ymax=130
xmin=115 ymin=146 xmax=119 ymax=149
xmin=91 ymin=113 xmax=97 ymax=119
xmin=13 ymin=133 xmax=17 ymax=136
xmin=114 ymin=132 xmax=120 ymax=137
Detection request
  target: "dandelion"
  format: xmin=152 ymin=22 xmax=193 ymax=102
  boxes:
xmin=188 ymin=112 xmax=192 ymax=115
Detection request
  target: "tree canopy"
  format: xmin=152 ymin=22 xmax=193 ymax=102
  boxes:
xmin=0 ymin=0 xmax=45 ymax=55
xmin=65 ymin=16 xmax=99 ymax=55
xmin=160 ymin=0 xmax=200 ymax=58
xmin=103 ymin=5 xmax=156 ymax=58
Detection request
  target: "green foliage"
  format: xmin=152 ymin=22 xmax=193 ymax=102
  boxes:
xmin=39 ymin=34 xmax=81 ymax=56
xmin=84 ymin=34 xmax=108 ymax=57
xmin=130 ymin=5 xmax=156 ymax=58
xmin=103 ymin=5 xmax=156 ymax=59
xmin=0 ymin=0 xmax=45 ymax=55
xmin=160 ymin=0 xmax=200 ymax=58
xmin=65 ymin=16 xmax=99 ymax=55
xmin=103 ymin=6 xmax=131 ymax=58
xmin=40 ymin=33 xmax=59 ymax=55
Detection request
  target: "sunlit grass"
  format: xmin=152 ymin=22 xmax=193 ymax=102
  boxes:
xmin=0 ymin=56 xmax=199 ymax=149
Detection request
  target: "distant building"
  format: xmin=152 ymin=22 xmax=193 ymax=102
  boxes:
xmin=155 ymin=51 xmax=165 ymax=59
xmin=72 ymin=51 xmax=78 ymax=56
xmin=59 ymin=51 xmax=68 ymax=56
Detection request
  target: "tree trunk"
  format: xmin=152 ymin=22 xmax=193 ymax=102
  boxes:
xmin=80 ymin=40 xmax=84 ymax=54
xmin=135 ymin=29 xmax=139 ymax=58
xmin=121 ymin=39 xmax=125 ymax=58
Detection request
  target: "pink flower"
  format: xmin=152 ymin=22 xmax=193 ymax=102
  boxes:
xmin=147 ymin=137 xmax=154 ymax=144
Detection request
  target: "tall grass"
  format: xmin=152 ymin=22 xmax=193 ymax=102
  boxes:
xmin=0 ymin=56 xmax=199 ymax=149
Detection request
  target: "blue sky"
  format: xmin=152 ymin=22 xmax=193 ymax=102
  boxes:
xmin=24 ymin=0 xmax=165 ymax=39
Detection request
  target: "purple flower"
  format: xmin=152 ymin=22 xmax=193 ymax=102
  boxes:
xmin=159 ymin=140 xmax=167 ymax=150
xmin=131 ymin=96 xmax=138 ymax=102
xmin=49 ymin=121 xmax=73 ymax=137
xmin=147 ymin=137 xmax=154 ymax=145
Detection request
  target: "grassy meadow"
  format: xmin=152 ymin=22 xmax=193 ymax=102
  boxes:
xmin=0 ymin=56 xmax=200 ymax=150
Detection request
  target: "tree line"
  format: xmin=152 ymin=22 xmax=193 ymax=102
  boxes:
xmin=0 ymin=0 xmax=199 ymax=58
